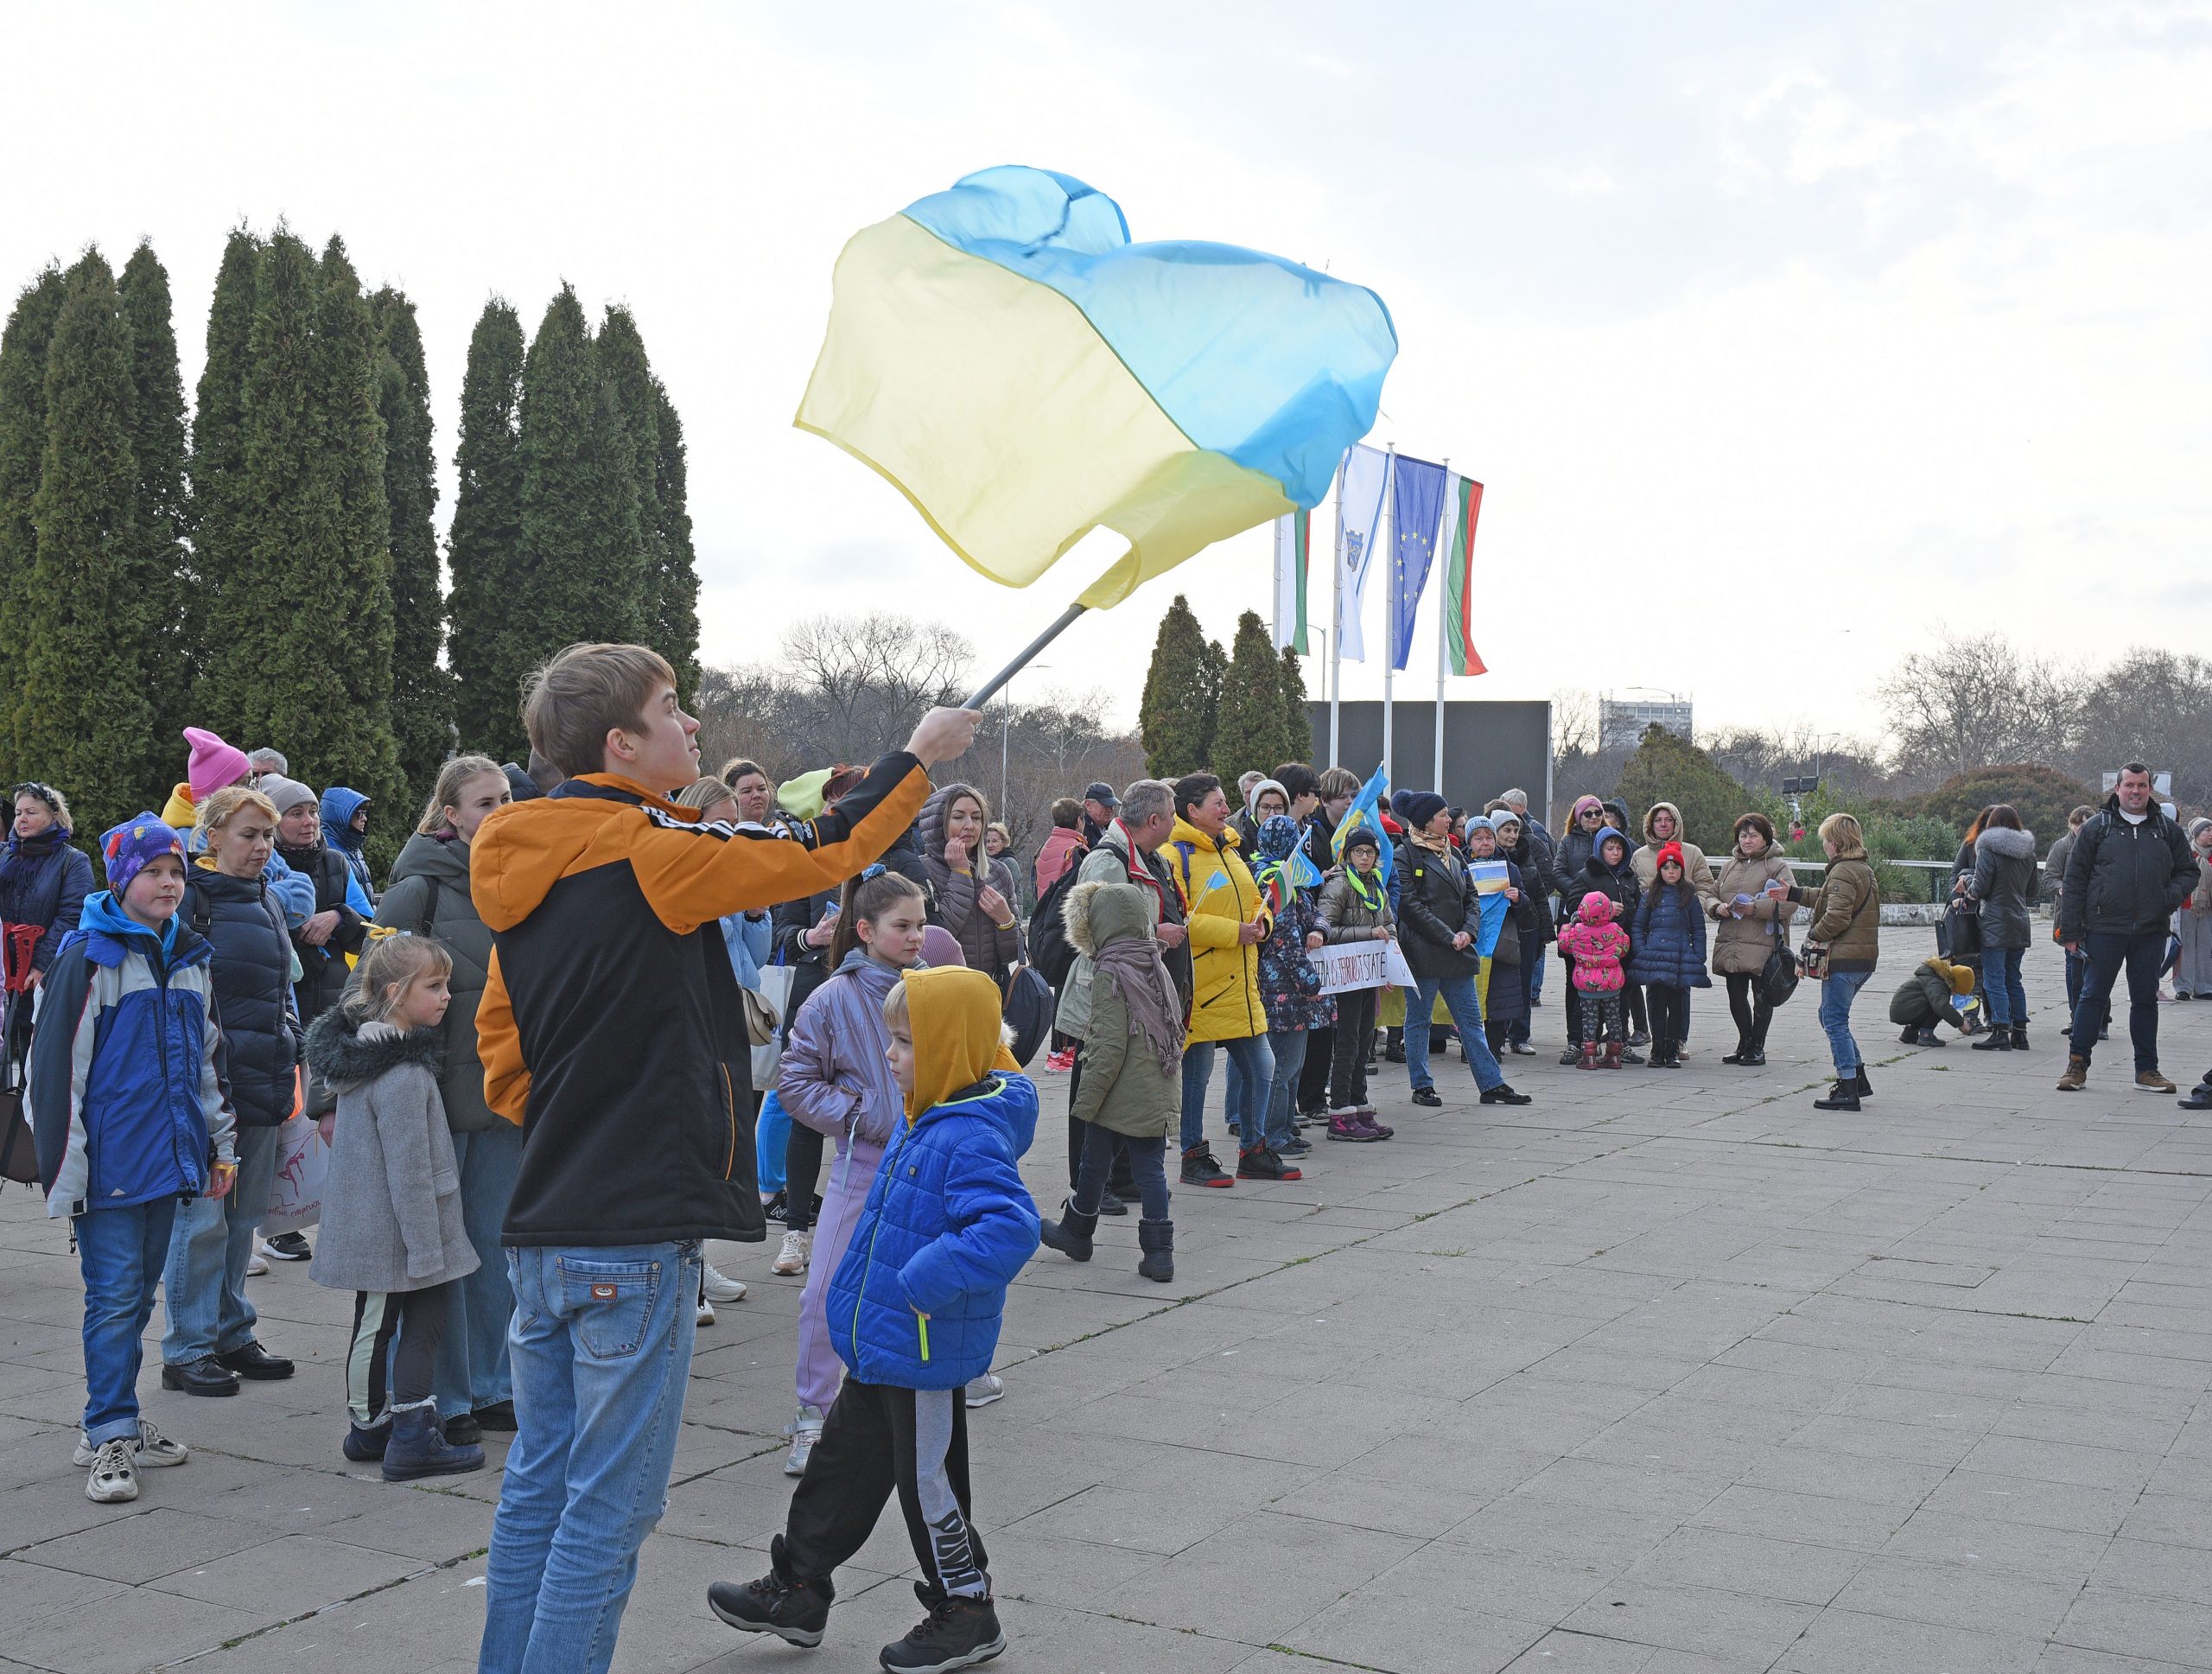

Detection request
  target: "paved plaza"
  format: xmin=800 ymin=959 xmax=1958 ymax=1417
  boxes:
xmin=2 ymin=929 xmax=2209 ymax=1674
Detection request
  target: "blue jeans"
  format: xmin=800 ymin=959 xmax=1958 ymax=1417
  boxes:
xmin=2073 ymin=931 xmax=2166 ymax=1073
xmin=1529 ymin=945 xmax=1547 ymax=1008
xmin=755 ymin=1088 xmax=790 ymax=1194
xmin=1180 ymin=1034 xmax=1272 ymax=1155
xmin=1980 ymin=946 xmax=2027 ymax=1028
xmin=161 ymin=1122 xmax=278 ymax=1365
xmin=1405 ymin=975 xmax=1506 ymax=1092
xmin=480 ymin=1241 xmax=700 ymax=1674
xmin=429 ymin=1123 xmax=524 ymax=1417
xmin=1817 ymin=967 xmax=1872 ymax=1077
xmin=78 ymin=1198 xmax=178 ymax=1444
xmin=1263 ymin=1028 xmax=1309 ymax=1150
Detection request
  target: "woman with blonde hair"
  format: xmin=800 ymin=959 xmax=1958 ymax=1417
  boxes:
xmin=370 ymin=754 xmax=517 ymax=1440
xmin=1787 ymin=812 xmax=1881 ymax=1112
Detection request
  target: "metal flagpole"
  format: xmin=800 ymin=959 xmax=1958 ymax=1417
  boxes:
xmin=1380 ymin=444 xmax=1397 ymax=790
xmin=1328 ymin=453 xmax=1344 ymax=767
xmin=1434 ymin=458 xmax=1451 ymax=792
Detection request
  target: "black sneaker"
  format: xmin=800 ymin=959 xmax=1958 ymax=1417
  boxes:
xmin=1479 ymin=1083 xmax=1531 ymax=1105
xmin=1410 ymin=1086 xmax=1443 ymax=1108
xmin=1180 ymin=1147 xmax=1233 ymax=1188
xmin=708 ymin=1571 xmax=831 ymax=1648
xmin=472 ymin=1399 xmax=518 ymax=1432
xmin=1627 ymin=1030 xmax=1652 ymax=1048
xmin=763 ymin=1190 xmax=789 ymax=1224
xmin=264 ymin=1231 xmax=312 ymax=1261
xmin=1095 ymin=1187 xmax=1128 ymax=1218
xmin=1236 ymin=1145 xmax=1302 ymax=1181
xmin=880 ymin=1593 xmax=1005 ymax=1672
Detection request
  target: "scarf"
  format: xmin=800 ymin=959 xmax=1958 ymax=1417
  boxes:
xmin=0 ymin=825 xmax=66 ymax=888
xmin=1093 ymin=934 xmax=1184 ymax=1079
xmin=1404 ymin=824 xmax=1449 ymax=858
xmin=1344 ymin=866 xmax=1384 ymax=911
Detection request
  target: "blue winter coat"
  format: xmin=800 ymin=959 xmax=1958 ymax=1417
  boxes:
xmin=1630 ymin=884 xmax=1713 ymax=989
xmin=183 ymin=867 xmax=303 ymax=1126
xmin=0 ymin=833 xmax=94 ymax=974
xmin=321 ymin=786 xmax=376 ymax=904
xmin=826 ymin=1071 xmax=1039 ymax=1390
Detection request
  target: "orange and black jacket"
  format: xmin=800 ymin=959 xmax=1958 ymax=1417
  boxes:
xmin=471 ymin=753 xmax=931 ymax=1247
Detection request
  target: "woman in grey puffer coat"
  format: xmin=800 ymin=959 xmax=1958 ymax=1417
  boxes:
xmin=1966 ymin=805 xmax=2039 ymax=1051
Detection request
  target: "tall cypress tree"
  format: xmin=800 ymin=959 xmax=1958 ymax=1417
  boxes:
xmin=188 ymin=227 xmax=263 ymax=729
xmin=446 ymin=300 xmax=527 ymax=757
xmin=1138 ymin=594 xmax=1217 ymax=780
xmin=369 ymin=286 xmax=448 ymax=803
xmin=15 ymin=252 xmax=161 ymax=836
xmin=0 ymin=265 xmax=66 ymax=758
xmin=594 ymin=305 xmax=663 ymax=649
xmin=650 ymin=381 xmax=702 ymax=703
xmin=118 ymin=242 xmax=194 ymax=796
xmin=1214 ymin=610 xmax=1289 ymax=786
xmin=1279 ymin=646 xmax=1313 ymax=765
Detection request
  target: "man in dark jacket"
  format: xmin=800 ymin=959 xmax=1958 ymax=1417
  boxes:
xmin=2058 ymin=766 xmax=2199 ymax=1092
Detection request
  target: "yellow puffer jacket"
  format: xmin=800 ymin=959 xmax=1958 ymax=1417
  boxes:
xmin=1164 ymin=816 xmax=1270 ymax=1043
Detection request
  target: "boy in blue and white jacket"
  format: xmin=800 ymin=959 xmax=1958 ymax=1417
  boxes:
xmin=31 ymin=816 xmax=238 ymax=1505
xmin=710 ymin=964 xmax=1038 ymax=1674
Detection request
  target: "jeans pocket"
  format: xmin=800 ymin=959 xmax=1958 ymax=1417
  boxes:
xmin=558 ymin=1256 xmax=664 ymax=1359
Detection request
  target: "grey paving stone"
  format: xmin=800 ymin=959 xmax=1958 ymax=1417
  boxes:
xmin=1557 ymin=1579 xmax=1820 ymax=1664
xmin=1775 ymin=1606 xmax=2049 ymax=1672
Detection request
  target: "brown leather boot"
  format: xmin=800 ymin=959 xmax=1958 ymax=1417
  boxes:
xmin=2056 ymin=1055 xmax=2088 ymax=1092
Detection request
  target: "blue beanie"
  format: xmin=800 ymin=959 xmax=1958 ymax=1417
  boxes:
xmin=1397 ymin=791 xmax=1448 ymax=832
xmin=100 ymin=814 xmax=186 ymax=894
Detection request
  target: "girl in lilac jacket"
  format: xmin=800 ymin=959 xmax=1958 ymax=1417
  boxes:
xmin=773 ymin=866 xmax=930 ymax=1476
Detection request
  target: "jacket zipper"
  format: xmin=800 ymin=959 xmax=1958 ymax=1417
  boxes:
xmin=850 ymin=1120 xmax=908 ymax=1381
xmin=717 ymin=1064 xmax=737 ymax=1180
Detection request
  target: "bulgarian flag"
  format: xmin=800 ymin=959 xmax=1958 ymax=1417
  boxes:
xmin=1271 ymin=507 xmax=1311 ymax=653
xmin=1438 ymin=473 xmax=1487 ymax=676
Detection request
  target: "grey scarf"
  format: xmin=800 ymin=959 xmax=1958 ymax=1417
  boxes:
xmin=1094 ymin=934 xmax=1184 ymax=1078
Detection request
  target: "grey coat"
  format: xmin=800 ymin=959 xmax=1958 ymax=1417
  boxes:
xmin=371 ymin=832 xmax=497 ymax=1132
xmin=1967 ymin=825 xmax=2041 ymax=951
xmin=305 ymin=1010 xmax=479 ymax=1295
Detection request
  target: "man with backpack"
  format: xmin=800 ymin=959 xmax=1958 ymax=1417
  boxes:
xmin=1042 ymin=780 xmax=1190 ymax=1209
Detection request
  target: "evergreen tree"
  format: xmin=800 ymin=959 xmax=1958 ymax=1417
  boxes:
xmin=1214 ymin=610 xmax=1289 ymax=786
xmin=369 ymin=286 xmax=448 ymax=803
xmin=594 ymin=305 xmax=665 ymax=646
xmin=1138 ymin=595 xmax=1216 ymax=780
xmin=446 ymin=300 xmax=528 ymax=757
xmin=649 ymin=381 xmax=702 ymax=702
xmin=0 ymin=265 xmax=66 ymax=757
xmin=1279 ymin=646 xmax=1313 ymax=766
xmin=1613 ymin=724 xmax=1748 ymax=855
xmin=117 ymin=242 xmax=194 ymax=796
xmin=1199 ymin=637 xmax=1229 ymax=773
xmin=14 ymin=252 xmax=161 ymax=836
xmin=188 ymin=227 xmax=263 ymax=728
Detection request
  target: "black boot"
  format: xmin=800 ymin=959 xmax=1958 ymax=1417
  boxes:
xmin=1855 ymin=1067 xmax=1873 ymax=1098
xmin=1813 ymin=1079 xmax=1861 ymax=1111
xmin=1384 ymin=1027 xmax=1406 ymax=1063
xmin=1137 ymin=1218 xmax=1174 ymax=1283
xmin=381 ymin=1402 xmax=483 ymax=1481
xmin=1971 ymin=1028 xmax=2013 ymax=1051
xmin=1039 ymin=1199 xmax=1098 ymax=1263
xmin=1899 ymin=1025 xmax=1920 ymax=1045
xmin=2010 ymin=1024 xmax=2029 ymax=1051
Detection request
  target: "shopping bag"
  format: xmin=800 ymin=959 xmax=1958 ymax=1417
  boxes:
xmin=262 ymin=1110 xmax=329 ymax=1234
xmin=751 ymin=963 xmax=797 ymax=1092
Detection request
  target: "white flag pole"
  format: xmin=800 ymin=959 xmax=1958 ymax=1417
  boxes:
xmin=1328 ymin=452 xmax=1344 ymax=767
xmin=1380 ymin=443 xmax=1397 ymax=790
xmin=1434 ymin=460 xmax=1452 ymax=791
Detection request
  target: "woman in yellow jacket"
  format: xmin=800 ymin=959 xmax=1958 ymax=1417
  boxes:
xmin=1163 ymin=774 xmax=1295 ymax=1187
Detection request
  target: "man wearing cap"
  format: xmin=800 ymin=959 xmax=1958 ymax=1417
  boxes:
xmin=1080 ymin=783 xmax=1120 ymax=849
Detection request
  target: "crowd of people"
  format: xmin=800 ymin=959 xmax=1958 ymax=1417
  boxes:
xmin=10 ymin=640 xmax=2209 ymax=1674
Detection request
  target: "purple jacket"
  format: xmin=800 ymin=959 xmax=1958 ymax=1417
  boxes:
xmin=777 ymin=948 xmax=907 ymax=1153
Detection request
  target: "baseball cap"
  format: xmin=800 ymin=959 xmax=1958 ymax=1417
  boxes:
xmin=1084 ymin=782 xmax=1120 ymax=807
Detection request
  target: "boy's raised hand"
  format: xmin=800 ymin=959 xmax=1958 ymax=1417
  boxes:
xmin=906 ymin=706 xmax=983 ymax=767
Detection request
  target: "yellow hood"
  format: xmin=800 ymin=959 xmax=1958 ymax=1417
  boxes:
xmin=1930 ymin=957 xmax=1978 ymax=995
xmin=901 ymin=966 xmax=1017 ymax=1119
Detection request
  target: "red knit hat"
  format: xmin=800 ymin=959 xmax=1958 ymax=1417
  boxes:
xmin=1655 ymin=840 xmax=1686 ymax=874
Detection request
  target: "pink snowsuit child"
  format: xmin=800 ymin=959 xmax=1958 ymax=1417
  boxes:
xmin=1557 ymin=894 xmax=1630 ymax=1066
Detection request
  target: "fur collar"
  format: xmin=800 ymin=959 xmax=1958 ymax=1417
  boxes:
xmin=1063 ymin=878 xmax=1107 ymax=960
xmin=305 ymin=1006 xmax=444 ymax=1090
xmin=1975 ymin=825 xmax=2037 ymax=860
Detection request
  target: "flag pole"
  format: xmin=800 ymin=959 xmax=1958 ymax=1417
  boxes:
xmin=1434 ymin=457 xmax=1450 ymax=792
xmin=1380 ymin=444 xmax=1397 ymax=791
xmin=1328 ymin=453 xmax=1344 ymax=767
xmin=962 ymin=602 xmax=1086 ymax=710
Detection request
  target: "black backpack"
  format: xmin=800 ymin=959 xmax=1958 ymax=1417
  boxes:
xmin=1026 ymin=862 xmax=1083 ymax=990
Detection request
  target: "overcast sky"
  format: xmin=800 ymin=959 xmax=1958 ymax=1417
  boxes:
xmin=7 ymin=2 xmax=2208 ymax=743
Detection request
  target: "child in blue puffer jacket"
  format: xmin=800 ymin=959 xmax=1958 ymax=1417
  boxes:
xmin=1630 ymin=842 xmax=1711 ymax=1069
xmin=710 ymin=964 xmax=1038 ymax=1673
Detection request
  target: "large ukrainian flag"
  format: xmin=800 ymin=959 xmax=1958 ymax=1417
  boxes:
xmin=798 ymin=166 xmax=1397 ymax=609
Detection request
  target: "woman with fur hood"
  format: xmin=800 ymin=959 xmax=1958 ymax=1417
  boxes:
xmin=1963 ymin=804 xmax=2040 ymax=1051
xmin=918 ymin=783 xmax=1022 ymax=980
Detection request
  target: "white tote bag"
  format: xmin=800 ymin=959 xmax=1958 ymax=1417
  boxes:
xmin=750 ymin=963 xmax=797 ymax=1092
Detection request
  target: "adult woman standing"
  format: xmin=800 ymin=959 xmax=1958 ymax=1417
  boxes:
xmin=919 ymin=783 xmax=1022 ymax=980
xmin=162 ymin=787 xmax=301 ymax=1397
xmin=1790 ymin=812 xmax=1880 ymax=1112
xmin=1709 ymin=813 xmax=1796 ymax=1066
xmin=1 ymin=783 xmax=93 ymax=1068
xmin=2175 ymin=818 xmax=2212 ymax=1001
xmin=1966 ymin=805 xmax=2039 ymax=1051
xmin=717 ymin=758 xmax=777 ymax=827
xmin=1490 ymin=809 xmax=1550 ymax=1055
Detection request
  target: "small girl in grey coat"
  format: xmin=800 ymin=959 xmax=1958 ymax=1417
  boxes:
xmin=305 ymin=934 xmax=483 ymax=1482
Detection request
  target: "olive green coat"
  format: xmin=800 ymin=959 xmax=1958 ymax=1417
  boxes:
xmin=1795 ymin=843 xmax=1880 ymax=972
xmin=1065 ymin=882 xmax=1179 ymax=1141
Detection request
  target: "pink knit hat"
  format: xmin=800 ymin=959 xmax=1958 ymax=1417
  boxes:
xmin=184 ymin=728 xmax=251 ymax=802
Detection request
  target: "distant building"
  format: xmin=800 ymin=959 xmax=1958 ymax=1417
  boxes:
xmin=1600 ymin=691 xmax=1693 ymax=752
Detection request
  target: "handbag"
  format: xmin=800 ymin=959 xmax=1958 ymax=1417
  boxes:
xmin=998 ymin=920 xmax=1054 ymax=1067
xmin=750 ymin=962 xmax=796 ymax=1092
xmin=1756 ymin=889 xmax=1801 ymax=1009
xmin=1943 ymin=896 xmax=1983 ymax=962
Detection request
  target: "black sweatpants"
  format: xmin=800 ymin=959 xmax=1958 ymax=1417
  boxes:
xmin=777 ymin=1379 xmax=989 ymax=1605
xmin=785 ymin=1124 xmax=824 ymax=1232
xmin=1328 ymin=988 xmax=1378 ymax=1110
xmin=347 ymin=1283 xmax=448 ymax=1428
xmin=1297 ymin=1023 xmax=1334 ymax=1111
xmin=1648 ymin=984 xmax=1689 ymax=1055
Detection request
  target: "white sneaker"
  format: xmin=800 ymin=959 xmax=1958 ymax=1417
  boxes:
xmin=772 ymin=1229 xmax=811 ymax=1276
xmin=701 ymin=1263 xmax=747 ymax=1303
xmin=784 ymin=1404 xmax=824 ymax=1476
xmin=963 ymin=1372 xmax=1005 ymax=1409
xmin=245 ymin=1253 xmax=270 ymax=1277
xmin=696 ymin=1296 xmax=716 ymax=1327
xmin=85 ymin=1436 xmax=137 ymax=1502
xmin=75 ymin=1418 xmax=188 ymax=1469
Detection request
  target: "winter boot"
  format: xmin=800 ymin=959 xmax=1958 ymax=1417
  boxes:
xmin=341 ymin=1422 xmax=390 ymax=1462
xmin=380 ymin=1401 xmax=483 ymax=1481
xmin=1384 ymin=1028 xmax=1406 ymax=1063
xmin=1602 ymin=1042 xmax=1624 ymax=1070
xmin=1854 ymin=1067 xmax=1873 ymax=1099
xmin=2010 ymin=1025 xmax=2029 ymax=1051
xmin=1579 ymin=1043 xmax=1599 ymax=1070
xmin=1813 ymin=1079 xmax=1861 ymax=1112
xmin=1971 ymin=1028 xmax=2012 ymax=1051
xmin=2057 ymin=1054 xmax=2089 ymax=1092
xmin=1898 ymin=1025 xmax=1920 ymax=1046
xmin=1137 ymin=1219 xmax=1175 ymax=1283
xmin=1357 ymin=1104 xmax=1395 ymax=1139
xmin=1327 ymin=1108 xmax=1379 ymax=1142
xmin=1039 ymin=1200 xmax=1098 ymax=1263
xmin=880 ymin=1589 xmax=1006 ymax=1673
xmin=708 ymin=1558 xmax=834 ymax=1648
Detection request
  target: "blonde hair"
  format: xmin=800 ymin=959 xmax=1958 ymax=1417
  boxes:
xmin=522 ymin=642 xmax=677 ymax=778
xmin=15 ymin=782 xmax=71 ymax=829
xmin=1818 ymin=812 xmax=1864 ymax=853
xmin=881 ymin=977 xmax=911 ymax=1032
xmin=673 ymin=777 xmax=737 ymax=818
xmin=353 ymin=934 xmax=454 ymax=1022
xmin=417 ymin=754 xmax=507 ymax=837
xmin=197 ymin=784 xmax=277 ymax=842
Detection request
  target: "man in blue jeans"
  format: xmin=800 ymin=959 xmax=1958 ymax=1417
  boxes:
xmin=2058 ymin=766 xmax=2198 ymax=1094
xmin=467 ymin=641 xmax=976 ymax=1674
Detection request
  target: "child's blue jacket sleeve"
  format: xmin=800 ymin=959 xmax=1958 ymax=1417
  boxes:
xmin=897 ymin=1136 xmax=1040 ymax=1315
